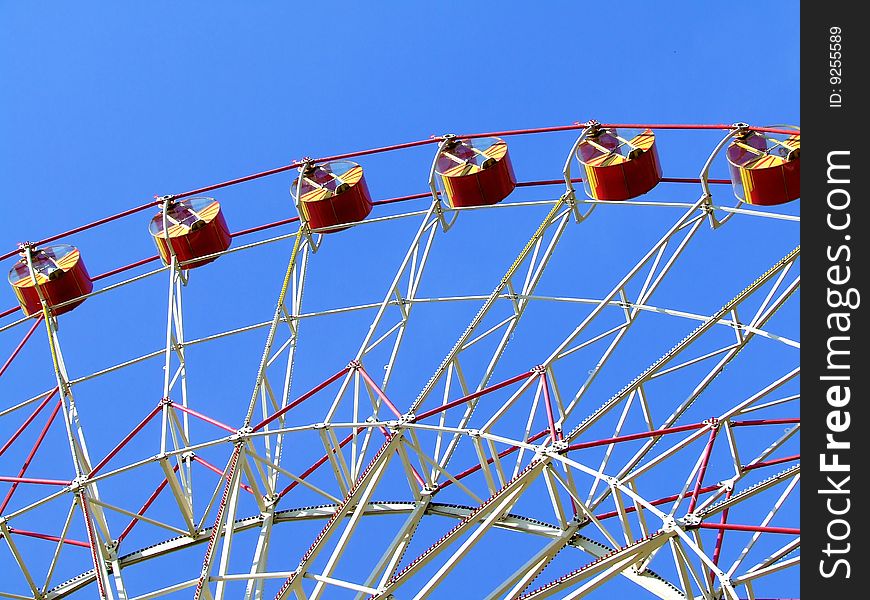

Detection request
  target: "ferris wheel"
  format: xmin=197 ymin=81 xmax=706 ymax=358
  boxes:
xmin=0 ymin=121 xmax=800 ymax=600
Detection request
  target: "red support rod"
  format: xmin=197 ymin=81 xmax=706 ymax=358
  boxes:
xmin=277 ymin=429 xmax=359 ymax=499
xmin=710 ymin=488 xmax=734 ymax=585
xmin=192 ymin=456 xmax=253 ymax=494
xmin=437 ymin=429 xmax=550 ymax=491
xmin=0 ymin=306 xmax=21 ymax=319
xmin=741 ymin=454 xmax=799 ymax=472
xmin=88 ymin=404 xmax=164 ymax=478
xmin=414 ymin=371 xmax=534 ymax=422
xmin=0 ymin=387 xmax=57 ymax=458
xmin=695 ymin=522 xmax=799 ymax=535
xmin=0 ymin=475 xmax=71 ymax=486
xmin=730 ymin=418 xmax=799 ymax=427
xmin=688 ymin=426 xmax=719 ymax=513
xmin=0 ymin=200 xmax=162 ymax=263
xmin=540 ymin=374 xmax=559 ymax=443
xmin=594 ymin=484 xmax=721 ymax=521
xmin=91 ymin=255 xmax=161 ymax=283
xmin=8 ymin=528 xmax=90 ymax=549
xmin=566 ymin=421 xmax=709 ymax=452
xmin=356 ymin=366 xmax=404 ymax=419
xmin=598 ymin=123 xmax=798 ymax=136
xmin=313 ymin=138 xmax=440 ymax=165
xmin=117 ymin=464 xmax=179 ymax=543
xmin=459 ymin=124 xmax=585 ymax=140
xmin=0 ymin=315 xmax=43 ymax=379
xmin=253 ymin=367 xmax=350 ymax=432
xmin=173 ymin=164 xmax=302 ymax=201
xmin=170 ymin=403 xmax=238 ymax=435
xmin=0 ymin=399 xmax=64 ymax=514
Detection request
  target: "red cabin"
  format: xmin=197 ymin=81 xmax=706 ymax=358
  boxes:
xmin=575 ymin=127 xmax=662 ymax=200
xmin=149 ymin=197 xmax=232 ymax=268
xmin=8 ymin=245 xmax=93 ymax=316
xmin=291 ymin=161 xmax=373 ymax=232
xmin=726 ymin=130 xmax=800 ymax=206
xmin=435 ymin=136 xmax=517 ymax=208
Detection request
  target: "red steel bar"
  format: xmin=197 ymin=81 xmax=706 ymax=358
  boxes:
xmin=566 ymin=421 xmax=709 ymax=452
xmin=695 ymin=522 xmax=799 ymax=535
xmin=594 ymin=484 xmax=721 ymax=521
xmin=600 ymin=123 xmax=798 ymax=137
xmin=91 ymin=255 xmax=161 ymax=283
xmin=0 ymin=306 xmax=21 ymax=319
xmin=253 ymin=367 xmax=350 ymax=432
xmin=730 ymin=418 xmax=800 ymax=427
xmin=174 ymin=139 xmax=437 ymax=201
xmin=661 ymin=177 xmax=732 ymax=185
xmin=277 ymin=429 xmax=358 ymax=499
xmin=741 ymin=454 xmax=799 ymax=472
xmin=192 ymin=455 xmax=253 ymax=494
xmin=710 ymin=488 xmax=734 ymax=585
xmin=0 ymin=399 xmax=64 ymax=513
xmin=414 ymin=371 xmax=534 ymax=422
xmin=9 ymin=528 xmax=90 ymax=549
xmin=0 ymin=475 xmax=71 ymax=486
xmin=313 ymin=138 xmax=439 ymax=165
xmin=117 ymin=464 xmax=179 ymax=543
xmin=173 ymin=165 xmax=302 ymax=201
xmin=0 ymin=387 xmax=58 ymax=458
xmin=0 ymin=200 xmax=162 ymax=263
xmin=688 ymin=426 xmax=719 ymax=513
xmin=88 ymin=404 xmax=164 ymax=477
xmin=0 ymin=315 xmax=43 ymax=378
xmin=540 ymin=374 xmax=559 ymax=443
xmin=437 ymin=429 xmax=550 ymax=491
xmin=356 ymin=367 xmax=404 ymax=419
xmin=460 ymin=124 xmax=585 ymax=140
xmin=170 ymin=404 xmax=237 ymax=435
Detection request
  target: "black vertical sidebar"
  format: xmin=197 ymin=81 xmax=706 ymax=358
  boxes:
xmin=802 ymin=3 xmax=868 ymax=598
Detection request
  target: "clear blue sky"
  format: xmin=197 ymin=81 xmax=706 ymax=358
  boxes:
xmin=0 ymin=2 xmax=799 ymax=598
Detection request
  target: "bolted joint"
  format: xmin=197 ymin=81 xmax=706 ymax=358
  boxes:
xmin=531 ymin=364 xmax=547 ymax=375
xmin=551 ymin=439 xmax=569 ymax=453
xmin=68 ymin=476 xmax=89 ymax=494
xmin=440 ymin=133 xmax=458 ymax=148
xmin=732 ymin=122 xmax=752 ymax=139
xmin=681 ymin=513 xmax=702 ymax=528
xmin=347 ymin=359 xmax=362 ymax=371
xmin=231 ymin=426 xmax=253 ymax=444
xmin=660 ymin=516 xmax=678 ymax=533
xmin=299 ymin=157 xmax=316 ymax=174
xmin=314 ymin=422 xmax=329 ymax=430
xmin=181 ymin=450 xmax=196 ymax=462
xmin=584 ymin=119 xmax=603 ymax=136
xmin=703 ymin=416 xmax=720 ymax=429
xmin=400 ymin=412 xmax=416 ymax=424
xmin=157 ymin=194 xmax=177 ymax=209
xmin=160 ymin=396 xmax=173 ymax=407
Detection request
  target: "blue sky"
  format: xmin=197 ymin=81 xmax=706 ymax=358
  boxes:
xmin=0 ymin=2 xmax=799 ymax=598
